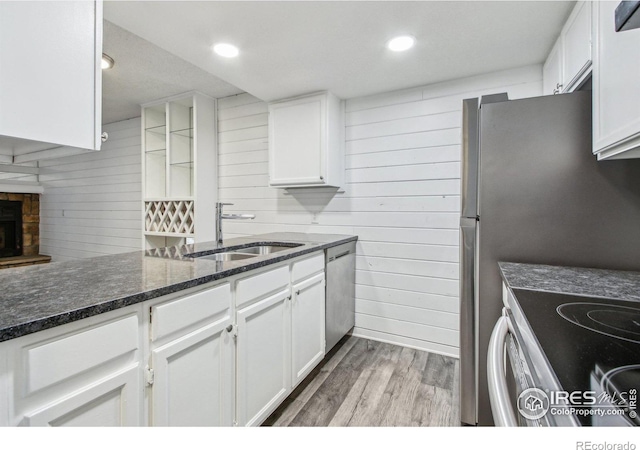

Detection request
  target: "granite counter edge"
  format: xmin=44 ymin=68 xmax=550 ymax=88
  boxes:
xmin=498 ymin=261 xmax=640 ymax=303
xmin=0 ymin=236 xmax=357 ymax=343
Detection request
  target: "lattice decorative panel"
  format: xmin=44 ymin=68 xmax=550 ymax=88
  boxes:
xmin=145 ymin=200 xmax=194 ymax=235
xmin=145 ymin=246 xmax=191 ymax=260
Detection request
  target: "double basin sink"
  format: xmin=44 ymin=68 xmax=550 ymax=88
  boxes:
xmin=190 ymin=243 xmax=303 ymax=262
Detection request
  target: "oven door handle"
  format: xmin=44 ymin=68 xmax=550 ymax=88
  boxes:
xmin=487 ymin=313 xmax=518 ymax=427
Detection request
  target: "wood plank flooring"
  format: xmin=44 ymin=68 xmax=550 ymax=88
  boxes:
xmin=263 ymin=336 xmax=460 ymax=427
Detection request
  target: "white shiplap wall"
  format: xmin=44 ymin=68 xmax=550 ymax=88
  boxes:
xmin=218 ymin=65 xmax=543 ymax=357
xmin=39 ymin=118 xmax=142 ymax=261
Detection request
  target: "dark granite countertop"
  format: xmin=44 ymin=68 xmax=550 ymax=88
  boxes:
xmin=499 ymin=261 xmax=640 ymax=302
xmin=0 ymin=232 xmax=357 ymax=343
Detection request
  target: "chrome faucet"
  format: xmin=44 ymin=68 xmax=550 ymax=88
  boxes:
xmin=216 ymin=202 xmax=255 ymax=245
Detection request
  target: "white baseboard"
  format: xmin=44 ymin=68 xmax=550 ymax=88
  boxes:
xmin=351 ymin=327 xmax=459 ymax=359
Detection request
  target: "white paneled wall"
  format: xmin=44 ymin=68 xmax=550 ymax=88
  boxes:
xmin=218 ymin=65 xmax=543 ymax=357
xmin=40 ymin=118 xmax=142 ymax=261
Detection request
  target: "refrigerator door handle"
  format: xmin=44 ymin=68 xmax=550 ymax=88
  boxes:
xmin=459 ymin=217 xmax=477 ymax=425
xmin=461 ymin=98 xmax=480 ymax=219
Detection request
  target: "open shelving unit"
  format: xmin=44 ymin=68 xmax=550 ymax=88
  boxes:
xmin=141 ymin=92 xmax=217 ymax=249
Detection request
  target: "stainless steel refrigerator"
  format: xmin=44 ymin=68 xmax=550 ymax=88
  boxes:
xmin=459 ymin=91 xmax=640 ymax=426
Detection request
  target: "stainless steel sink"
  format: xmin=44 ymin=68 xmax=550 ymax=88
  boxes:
xmin=190 ymin=242 xmax=302 ymax=261
xmin=196 ymin=252 xmax=256 ymax=262
xmin=234 ymin=245 xmax=298 ymax=255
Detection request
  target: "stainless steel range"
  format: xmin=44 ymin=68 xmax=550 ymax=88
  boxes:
xmin=493 ymin=288 xmax=640 ymax=426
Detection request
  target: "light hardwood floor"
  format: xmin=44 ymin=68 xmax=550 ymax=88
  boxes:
xmin=264 ymin=336 xmax=460 ymax=427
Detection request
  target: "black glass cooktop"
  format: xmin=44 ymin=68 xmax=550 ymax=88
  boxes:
xmin=513 ymin=289 xmax=640 ymax=426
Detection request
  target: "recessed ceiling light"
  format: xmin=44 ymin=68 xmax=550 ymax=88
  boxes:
xmin=213 ymin=43 xmax=239 ymax=58
xmin=387 ymin=35 xmax=415 ymax=52
xmin=101 ymin=53 xmax=114 ymax=70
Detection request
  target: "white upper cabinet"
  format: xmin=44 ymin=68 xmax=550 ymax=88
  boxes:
xmin=561 ymin=1 xmax=592 ymax=90
xmin=542 ymin=40 xmax=563 ymax=95
xmin=542 ymin=1 xmax=592 ymax=95
xmin=268 ymin=92 xmax=344 ymax=188
xmin=0 ymin=1 xmax=103 ymax=160
xmin=592 ymin=1 xmax=640 ymax=160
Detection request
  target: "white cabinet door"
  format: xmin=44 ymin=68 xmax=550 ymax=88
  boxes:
xmin=9 ymin=308 xmax=142 ymax=427
xmin=542 ymin=40 xmax=563 ymax=96
xmin=236 ymin=288 xmax=291 ymax=427
xmin=542 ymin=2 xmax=592 ymax=96
xmin=150 ymin=316 xmax=234 ymax=426
xmin=149 ymin=282 xmax=234 ymax=426
xmin=291 ymin=272 xmax=325 ymax=388
xmin=268 ymin=92 xmax=344 ymax=188
xmin=561 ymin=1 xmax=592 ymax=91
xmin=0 ymin=349 xmax=7 ymax=427
xmin=592 ymin=1 xmax=640 ymax=159
xmin=269 ymin=94 xmax=325 ymax=186
xmin=0 ymin=1 xmax=102 ymax=151
xmin=23 ymin=365 xmax=140 ymax=427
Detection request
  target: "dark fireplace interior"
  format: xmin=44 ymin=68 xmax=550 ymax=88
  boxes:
xmin=0 ymin=200 xmax=23 ymax=257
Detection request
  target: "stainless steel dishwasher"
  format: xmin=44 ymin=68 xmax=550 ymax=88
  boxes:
xmin=325 ymin=241 xmax=356 ymax=352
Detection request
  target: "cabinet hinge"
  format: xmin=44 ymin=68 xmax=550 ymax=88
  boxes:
xmin=149 ymin=306 xmax=153 ymax=324
xmin=226 ymin=324 xmax=238 ymax=339
xmin=145 ymin=365 xmax=155 ymax=387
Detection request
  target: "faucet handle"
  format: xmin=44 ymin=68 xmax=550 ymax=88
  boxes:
xmin=217 ymin=202 xmax=234 ymax=207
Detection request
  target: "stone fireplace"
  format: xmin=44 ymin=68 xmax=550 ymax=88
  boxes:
xmin=0 ymin=199 xmax=23 ymax=257
xmin=0 ymin=193 xmax=50 ymax=269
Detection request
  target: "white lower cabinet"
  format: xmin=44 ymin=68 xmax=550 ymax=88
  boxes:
xmin=0 ymin=251 xmax=329 ymax=427
xmin=150 ymin=318 xmax=234 ymax=426
xmin=7 ymin=307 xmax=143 ymax=427
xmin=235 ymin=253 xmax=326 ymax=426
xmin=23 ymin=365 xmax=140 ymax=427
xmin=0 ymin=350 xmax=8 ymax=426
xmin=236 ymin=287 xmax=291 ymax=427
xmin=148 ymin=282 xmax=234 ymax=427
xmin=291 ymin=272 xmax=325 ymax=388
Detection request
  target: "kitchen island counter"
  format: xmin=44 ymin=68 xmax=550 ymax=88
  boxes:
xmin=0 ymin=232 xmax=357 ymax=343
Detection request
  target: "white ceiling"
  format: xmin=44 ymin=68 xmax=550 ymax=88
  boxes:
xmin=104 ymin=1 xmax=575 ymax=103
xmin=102 ymin=21 xmax=242 ymax=124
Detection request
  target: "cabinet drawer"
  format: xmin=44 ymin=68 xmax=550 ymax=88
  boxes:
xmin=25 ymin=315 xmax=138 ymax=394
xmin=236 ymin=266 xmax=289 ymax=309
xmin=151 ymin=283 xmax=231 ymax=342
xmin=292 ymin=253 xmax=324 ymax=283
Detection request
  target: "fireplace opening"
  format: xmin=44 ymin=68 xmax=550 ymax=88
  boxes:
xmin=0 ymin=200 xmax=23 ymax=257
